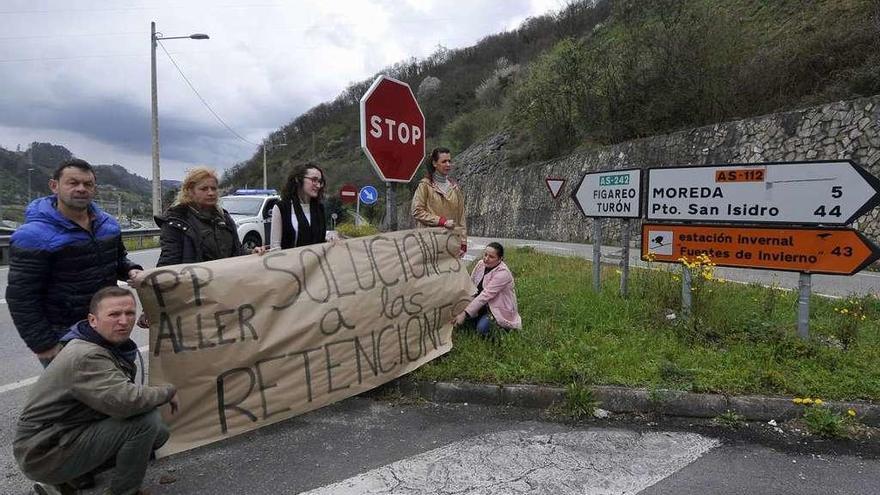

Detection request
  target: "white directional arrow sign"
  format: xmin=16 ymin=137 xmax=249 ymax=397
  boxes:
xmin=572 ymin=168 xmax=642 ymax=218
xmin=359 ymin=185 xmax=378 ymax=205
xmin=647 ymin=160 xmax=880 ymax=225
xmin=545 ymin=177 xmax=566 ymax=199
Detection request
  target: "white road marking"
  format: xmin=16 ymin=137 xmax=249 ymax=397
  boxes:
xmin=0 ymin=376 xmax=37 ymax=394
xmin=0 ymin=345 xmax=149 ymax=395
xmin=302 ymin=429 xmax=719 ymax=495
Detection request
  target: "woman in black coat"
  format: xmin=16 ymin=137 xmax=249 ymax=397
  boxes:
xmin=269 ymin=163 xmax=327 ymax=249
xmin=155 ymin=166 xmax=245 ymax=267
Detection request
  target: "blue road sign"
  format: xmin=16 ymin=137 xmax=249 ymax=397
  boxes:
xmin=359 ymin=185 xmax=379 ymax=205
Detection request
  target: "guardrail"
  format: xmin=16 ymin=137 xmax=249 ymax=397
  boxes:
xmin=0 ymin=228 xmax=161 ymax=266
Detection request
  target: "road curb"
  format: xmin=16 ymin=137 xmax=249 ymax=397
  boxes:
xmin=396 ymin=379 xmax=880 ymax=426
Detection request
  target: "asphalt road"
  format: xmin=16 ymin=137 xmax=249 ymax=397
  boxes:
xmin=1 ymin=241 xmax=879 ymax=494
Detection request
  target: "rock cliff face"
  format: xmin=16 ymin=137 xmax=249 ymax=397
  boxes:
xmin=399 ymin=95 xmax=880 ymax=267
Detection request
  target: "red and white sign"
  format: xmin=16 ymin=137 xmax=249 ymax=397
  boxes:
xmin=340 ymin=183 xmax=357 ymax=204
xmin=360 ymin=75 xmax=426 ymax=183
xmin=545 ymin=177 xmax=566 ymax=199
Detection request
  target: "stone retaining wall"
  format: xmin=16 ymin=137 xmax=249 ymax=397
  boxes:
xmin=398 ymin=95 xmax=880 ymax=268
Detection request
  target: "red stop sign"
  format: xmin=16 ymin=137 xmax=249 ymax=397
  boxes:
xmin=359 ymin=75 xmax=426 ymax=183
xmin=340 ymin=183 xmax=357 ymax=204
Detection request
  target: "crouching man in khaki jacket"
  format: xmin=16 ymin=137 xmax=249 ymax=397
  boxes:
xmin=14 ymin=286 xmax=178 ymax=495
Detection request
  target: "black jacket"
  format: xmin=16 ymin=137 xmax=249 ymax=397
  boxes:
xmin=155 ymin=204 xmax=244 ymax=267
xmin=5 ymin=197 xmax=142 ymax=353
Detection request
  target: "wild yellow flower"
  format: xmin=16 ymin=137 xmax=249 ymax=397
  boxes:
xmin=802 ymin=398 xmax=814 ymax=405
xmin=814 ymin=399 xmax=824 ymax=406
xmin=793 ymin=398 xmax=803 ymax=404
xmin=848 ymin=409 xmax=856 ymax=417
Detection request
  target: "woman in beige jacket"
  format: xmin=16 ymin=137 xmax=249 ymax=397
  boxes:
xmin=411 ymin=147 xmax=467 ymax=257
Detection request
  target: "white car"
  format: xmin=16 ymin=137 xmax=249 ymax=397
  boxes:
xmin=220 ymin=190 xmax=280 ymax=253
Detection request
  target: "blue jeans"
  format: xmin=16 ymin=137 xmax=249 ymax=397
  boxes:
xmin=466 ymin=313 xmax=492 ymax=337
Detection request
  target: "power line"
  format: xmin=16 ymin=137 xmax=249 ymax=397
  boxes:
xmin=157 ymin=40 xmax=257 ymax=146
xmin=0 ymin=31 xmax=145 ymax=41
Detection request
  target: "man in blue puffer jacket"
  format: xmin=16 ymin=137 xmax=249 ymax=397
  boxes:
xmin=6 ymin=158 xmax=143 ymax=367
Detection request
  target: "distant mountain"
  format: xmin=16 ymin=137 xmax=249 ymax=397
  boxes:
xmin=0 ymin=142 xmax=173 ymax=222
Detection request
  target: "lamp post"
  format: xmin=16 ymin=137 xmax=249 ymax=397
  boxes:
xmin=151 ymin=21 xmax=209 ymax=217
xmin=27 ymin=167 xmax=34 ymax=203
xmin=262 ymin=141 xmax=287 ymax=190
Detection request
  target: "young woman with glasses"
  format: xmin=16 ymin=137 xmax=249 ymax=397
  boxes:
xmin=269 ymin=163 xmax=328 ymax=249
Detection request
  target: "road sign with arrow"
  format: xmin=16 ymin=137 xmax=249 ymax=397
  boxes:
xmin=642 ymin=223 xmax=880 ymax=275
xmin=572 ymin=168 xmax=642 ymax=218
xmin=646 ymin=160 xmax=880 ymax=225
xmin=359 ymin=185 xmax=378 ymax=205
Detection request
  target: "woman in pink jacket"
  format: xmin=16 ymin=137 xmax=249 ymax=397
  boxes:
xmin=453 ymin=242 xmax=522 ymax=336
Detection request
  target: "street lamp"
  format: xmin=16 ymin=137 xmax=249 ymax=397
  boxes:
xmin=27 ymin=167 xmax=34 ymax=203
xmin=150 ymin=21 xmax=209 ymax=218
xmin=262 ymin=141 xmax=287 ymax=190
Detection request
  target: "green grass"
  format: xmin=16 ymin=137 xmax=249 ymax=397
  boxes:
xmin=416 ymin=248 xmax=880 ymax=402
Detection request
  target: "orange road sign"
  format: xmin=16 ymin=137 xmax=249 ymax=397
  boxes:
xmin=642 ymin=224 xmax=880 ymax=275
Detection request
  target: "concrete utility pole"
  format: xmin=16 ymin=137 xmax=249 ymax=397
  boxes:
xmin=263 ymin=141 xmax=287 ymax=190
xmin=150 ymin=22 xmax=209 ymax=217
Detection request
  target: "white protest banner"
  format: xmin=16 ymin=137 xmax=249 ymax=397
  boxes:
xmin=136 ymin=228 xmax=474 ymax=456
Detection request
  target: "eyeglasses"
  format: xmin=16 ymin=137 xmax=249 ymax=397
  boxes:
xmin=304 ymin=176 xmax=325 ymax=186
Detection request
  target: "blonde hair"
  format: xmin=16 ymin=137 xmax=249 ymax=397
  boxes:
xmin=175 ymin=166 xmax=219 ymax=208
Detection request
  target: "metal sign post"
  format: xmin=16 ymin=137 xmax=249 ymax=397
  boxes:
xmin=385 ymin=182 xmax=396 ymax=231
xmin=572 ymin=168 xmax=643 ymax=297
xmin=797 ymin=273 xmax=811 ymax=339
xmin=592 ymin=219 xmax=602 ymax=292
xmin=681 ymin=264 xmax=692 ymax=318
xmin=620 ymin=219 xmax=631 ymax=298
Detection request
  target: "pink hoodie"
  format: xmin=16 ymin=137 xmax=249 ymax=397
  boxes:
xmin=465 ymin=260 xmax=522 ymax=330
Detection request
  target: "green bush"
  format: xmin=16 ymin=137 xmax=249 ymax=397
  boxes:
xmin=336 ymin=222 xmax=379 ymax=238
xmin=509 ymin=38 xmax=598 ymax=155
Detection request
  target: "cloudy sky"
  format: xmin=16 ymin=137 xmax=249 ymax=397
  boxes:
xmin=0 ymin=0 xmax=560 ymax=180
